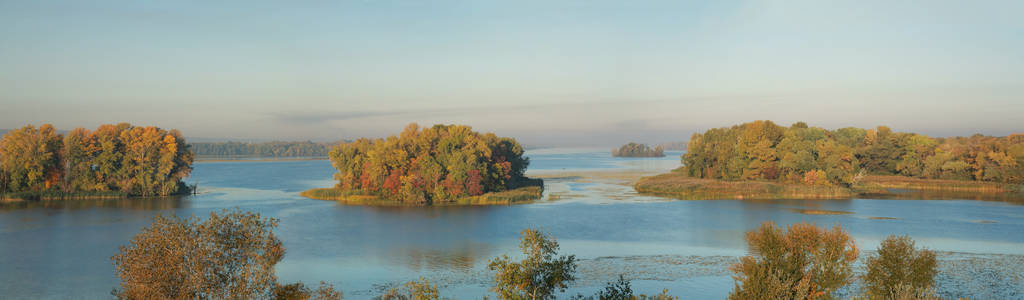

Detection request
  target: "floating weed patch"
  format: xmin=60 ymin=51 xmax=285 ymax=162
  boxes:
xmin=791 ymin=208 xmax=854 ymax=215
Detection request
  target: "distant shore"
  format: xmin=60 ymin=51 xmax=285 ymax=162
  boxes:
xmin=194 ymin=156 xmax=328 ymax=163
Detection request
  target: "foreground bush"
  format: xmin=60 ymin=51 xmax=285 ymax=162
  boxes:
xmin=376 ymin=278 xmax=440 ymax=300
xmin=112 ymin=209 xmax=340 ymax=299
xmin=862 ymin=235 xmax=938 ymax=299
xmin=489 ymin=229 xmax=578 ymax=300
xmin=275 ymin=281 xmax=344 ymax=300
xmin=569 ymin=275 xmax=678 ymax=300
xmin=729 ymin=222 xmax=859 ymax=300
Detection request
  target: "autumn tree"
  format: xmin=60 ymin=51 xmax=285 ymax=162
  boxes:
xmin=612 ymin=143 xmax=665 ymax=157
xmin=0 ymin=124 xmax=63 ymax=192
xmin=488 ymin=229 xmax=578 ymax=300
xmin=0 ymin=123 xmax=193 ymax=197
xmin=327 ymin=123 xmax=533 ymax=204
xmin=112 ymin=209 xmax=285 ymax=299
xmin=729 ymin=222 xmax=859 ymax=300
xmin=683 ymin=121 xmax=1023 ymax=186
xmin=862 ymin=235 xmax=938 ymax=299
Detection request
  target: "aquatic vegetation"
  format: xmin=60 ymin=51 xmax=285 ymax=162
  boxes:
xmin=792 ymin=209 xmax=854 ymax=215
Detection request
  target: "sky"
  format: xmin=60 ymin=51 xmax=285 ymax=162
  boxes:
xmin=1 ymin=0 xmax=1022 ymax=146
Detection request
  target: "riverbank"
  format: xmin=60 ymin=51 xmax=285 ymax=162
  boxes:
xmin=633 ymin=171 xmax=1024 ymax=201
xmin=1 ymin=191 xmax=130 ymax=202
xmin=301 ymin=182 xmax=544 ymax=206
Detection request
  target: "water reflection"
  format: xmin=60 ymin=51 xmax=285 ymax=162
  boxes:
xmin=0 ymin=196 xmax=187 ymax=211
xmin=864 ymin=189 xmax=1024 ymax=203
xmin=388 ymin=242 xmax=492 ymax=272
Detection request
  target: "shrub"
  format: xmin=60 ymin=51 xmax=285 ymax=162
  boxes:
xmin=728 ymin=222 xmax=859 ymax=300
xmin=274 ymin=281 xmax=344 ymax=300
xmin=862 ymin=235 xmax=938 ymax=299
xmin=112 ymin=209 xmax=286 ymax=299
xmin=488 ymin=229 xmax=578 ymax=300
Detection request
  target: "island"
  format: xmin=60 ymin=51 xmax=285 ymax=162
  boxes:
xmin=634 ymin=120 xmax=1024 ymax=200
xmin=612 ymin=142 xmax=665 ymax=157
xmin=302 ymin=123 xmax=543 ymax=206
xmin=1 ymin=123 xmax=194 ymax=202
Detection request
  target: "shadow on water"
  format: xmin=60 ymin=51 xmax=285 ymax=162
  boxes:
xmin=861 ymin=188 xmax=1024 ymax=204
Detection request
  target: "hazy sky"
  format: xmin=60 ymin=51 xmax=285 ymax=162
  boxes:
xmin=1 ymin=0 xmax=1021 ymax=146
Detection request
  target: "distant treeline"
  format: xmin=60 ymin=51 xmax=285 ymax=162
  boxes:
xmin=658 ymin=141 xmax=687 ymax=151
xmin=684 ymin=121 xmax=1024 ymax=186
xmin=190 ymin=141 xmax=339 ymax=157
xmin=0 ymin=123 xmax=194 ymax=198
xmin=612 ymin=142 xmax=665 ymax=157
xmin=328 ymin=123 xmax=533 ymax=204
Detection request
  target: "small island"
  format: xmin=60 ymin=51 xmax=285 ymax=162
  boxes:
xmin=1 ymin=123 xmax=194 ymax=202
xmin=635 ymin=120 xmax=1024 ymax=200
xmin=612 ymin=142 xmax=665 ymax=157
xmin=302 ymin=123 xmax=543 ymax=206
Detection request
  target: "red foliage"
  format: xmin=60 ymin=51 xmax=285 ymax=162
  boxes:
xmin=466 ymin=169 xmax=484 ymax=196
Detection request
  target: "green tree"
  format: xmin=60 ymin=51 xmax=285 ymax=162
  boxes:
xmin=488 ymin=229 xmax=578 ymax=300
xmin=862 ymin=235 xmax=938 ymax=299
xmin=0 ymin=124 xmax=63 ymax=192
xmin=729 ymin=222 xmax=859 ymax=300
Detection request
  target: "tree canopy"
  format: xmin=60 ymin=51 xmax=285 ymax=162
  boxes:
xmin=729 ymin=222 xmax=859 ymax=300
xmin=327 ymin=123 xmax=532 ymax=205
xmin=0 ymin=123 xmax=194 ymax=197
xmin=684 ymin=120 xmax=1024 ymax=186
xmin=488 ymin=229 xmax=578 ymax=300
xmin=612 ymin=143 xmax=665 ymax=158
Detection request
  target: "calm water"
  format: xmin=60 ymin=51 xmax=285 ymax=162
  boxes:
xmin=1 ymin=148 xmax=1023 ymax=299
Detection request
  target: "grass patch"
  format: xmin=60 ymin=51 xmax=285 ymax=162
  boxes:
xmin=856 ymin=175 xmax=1020 ymax=193
xmin=634 ymin=171 xmax=1024 ymax=201
xmin=633 ymin=171 xmax=852 ymax=200
xmin=301 ymin=178 xmax=544 ymax=206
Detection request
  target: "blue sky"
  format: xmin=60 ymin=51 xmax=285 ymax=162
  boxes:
xmin=1 ymin=0 xmax=1021 ymax=146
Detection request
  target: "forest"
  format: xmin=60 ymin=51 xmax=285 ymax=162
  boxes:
xmin=612 ymin=142 xmax=666 ymax=157
xmin=683 ymin=120 xmax=1024 ymax=187
xmin=323 ymin=123 xmax=536 ymax=205
xmin=0 ymin=123 xmax=194 ymax=199
xmin=190 ymin=141 xmax=337 ymax=157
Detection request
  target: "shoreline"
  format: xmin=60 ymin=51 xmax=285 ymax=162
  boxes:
xmin=633 ymin=171 xmax=1024 ymax=201
xmin=300 ymin=185 xmax=544 ymax=206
